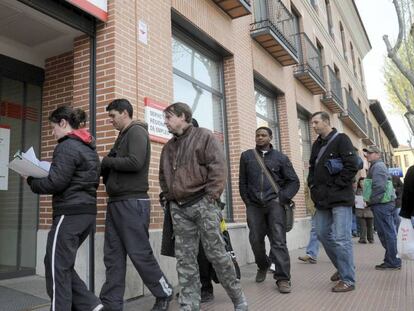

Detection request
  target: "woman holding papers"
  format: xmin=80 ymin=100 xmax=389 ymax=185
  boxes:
xmin=355 ymin=177 xmax=374 ymax=244
xmin=26 ymin=106 xmax=103 ymax=311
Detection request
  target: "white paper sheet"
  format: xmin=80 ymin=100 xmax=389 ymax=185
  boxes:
xmin=8 ymin=147 xmax=50 ymax=178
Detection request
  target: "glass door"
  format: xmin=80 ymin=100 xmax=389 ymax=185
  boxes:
xmin=0 ymin=76 xmax=42 ymax=279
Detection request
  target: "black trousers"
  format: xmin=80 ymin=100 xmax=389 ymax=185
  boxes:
xmin=357 ymin=217 xmax=374 ymax=242
xmin=246 ymin=200 xmax=290 ymax=280
xmin=100 ymin=199 xmax=172 ymax=311
xmin=44 ymin=214 xmax=100 ymax=311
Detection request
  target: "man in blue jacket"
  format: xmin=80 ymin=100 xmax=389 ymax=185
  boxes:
xmin=239 ymin=127 xmax=299 ymax=294
xmin=364 ymin=145 xmax=401 ymax=270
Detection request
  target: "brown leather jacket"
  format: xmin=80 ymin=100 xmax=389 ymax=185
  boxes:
xmin=159 ymin=125 xmax=226 ymax=205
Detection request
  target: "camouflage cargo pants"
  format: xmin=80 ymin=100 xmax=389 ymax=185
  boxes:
xmin=170 ymin=197 xmax=244 ymax=311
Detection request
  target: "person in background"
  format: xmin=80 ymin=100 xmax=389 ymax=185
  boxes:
xmin=355 ymin=177 xmax=374 ymax=244
xmin=399 ymin=164 xmax=414 ymax=224
xmin=392 ymin=175 xmax=403 ymax=231
xmin=298 ymin=184 xmax=319 ymax=264
xmin=363 ymin=145 xmax=401 ymax=270
xmin=26 ymin=106 xmax=103 ymax=311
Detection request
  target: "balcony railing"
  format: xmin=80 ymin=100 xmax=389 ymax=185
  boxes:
xmin=340 ymin=90 xmax=367 ymax=137
xmin=250 ymin=0 xmax=298 ymax=66
xmin=321 ymin=65 xmax=344 ymax=112
xmin=363 ymin=119 xmax=375 ymax=145
xmin=212 ymin=0 xmax=252 ymax=18
xmin=293 ymin=32 xmax=325 ymax=94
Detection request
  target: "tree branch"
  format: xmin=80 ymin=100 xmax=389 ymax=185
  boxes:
xmin=384 ymin=0 xmax=405 ymax=57
xmin=389 ymin=78 xmax=409 ymax=107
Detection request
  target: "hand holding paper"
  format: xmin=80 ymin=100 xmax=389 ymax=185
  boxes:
xmin=8 ymin=147 xmax=50 ymax=178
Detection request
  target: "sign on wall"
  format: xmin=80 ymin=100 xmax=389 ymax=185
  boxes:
xmin=138 ymin=20 xmax=148 ymax=45
xmin=0 ymin=125 xmax=10 ymax=191
xmin=389 ymin=167 xmax=403 ymax=177
xmin=144 ymin=98 xmax=172 ymax=144
xmin=66 ymin=0 xmax=108 ymax=22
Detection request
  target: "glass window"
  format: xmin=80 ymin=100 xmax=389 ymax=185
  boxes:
xmin=255 ymin=86 xmax=280 ymax=150
xmin=172 ymin=36 xmax=221 ymax=92
xmin=395 ymin=155 xmax=401 ymax=168
xmin=298 ymin=114 xmax=312 ymax=179
xmin=172 ymin=33 xmax=231 ymax=218
xmin=325 ymin=0 xmax=334 ymax=38
xmin=404 ymin=154 xmax=409 ymax=168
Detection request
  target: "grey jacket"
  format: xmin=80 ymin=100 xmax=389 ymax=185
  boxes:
xmin=366 ymin=159 xmax=394 ymax=206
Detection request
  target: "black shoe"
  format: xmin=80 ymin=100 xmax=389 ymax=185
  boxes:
xmin=375 ymin=263 xmax=401 ymax=271
xmin=330 ymin=271 xmax=340 ymax=282
xmin=358 ymin=239 xmax=367 ymax=244
xmin=255 ymin=269 xmax=267 ymax=283
xmin=201 ymin=291 xmax=214 ymax=303
xmin=368 ymin=240 xmax=374 ymax=244
xmin=151 ymin=296 xmax=172 ymax=311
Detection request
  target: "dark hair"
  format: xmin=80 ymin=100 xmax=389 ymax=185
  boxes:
xmin=311 ymin=111 xmax=330 ymax=123
xmin=191 ymin=118 xmax=199 ymax=128
xmin=49 ymin=106 xmax=87 ymax=129
xmin=106 ymin=99 xmax=133 ymax=118
xmin=164 ymin=102 xmax=192 ymax=123
xmin=357 ymin=177 xmax=365 ymax=190
xmin=256 ymin=126 xmax=273 ymax=136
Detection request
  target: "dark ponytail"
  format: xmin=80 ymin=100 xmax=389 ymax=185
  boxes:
xmin=49 ymin=106 xmax=87 ymax=129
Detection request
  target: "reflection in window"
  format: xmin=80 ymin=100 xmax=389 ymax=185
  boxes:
xmin=172 ymin=37 xmax=221 ymax=91
xmin=255 ymin=87 xmax=280 ymax=150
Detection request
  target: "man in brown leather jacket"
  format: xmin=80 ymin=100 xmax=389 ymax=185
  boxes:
xmin=159 ymin=102 xmax=247 ymax=311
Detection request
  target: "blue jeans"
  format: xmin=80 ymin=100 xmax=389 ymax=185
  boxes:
xmin=371 ymin=202 xmax=401 ymax=267
xmin=393 ymin=208 xmax=401 ymax=232
xmin=314 ymin=206 xmax=355 ymax=285
xmin=306 ymin=216 xmax=320 ymax=259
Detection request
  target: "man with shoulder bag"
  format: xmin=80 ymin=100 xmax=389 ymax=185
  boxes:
xmin=363 ymin=145 xmax=401 ymax=270
xmin=239 ymin=127 xmax=299 ymax=294
xmin=308 ymin=112 xmax=359 ymax=293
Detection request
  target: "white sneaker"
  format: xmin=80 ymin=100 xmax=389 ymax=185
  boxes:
xmin=92 ymin=304 xmax=104 ymax=311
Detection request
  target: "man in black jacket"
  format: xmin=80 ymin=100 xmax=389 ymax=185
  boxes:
xmin=99 ymin=99 xmax=172 ymax=311
xmin=239 ymin=127 xmax=299 ymax=294
xmin=308 ymin=112 xmax=358 ymax=293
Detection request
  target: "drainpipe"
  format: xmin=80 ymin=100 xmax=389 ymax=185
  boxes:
xmin=88 ymin=20 xmax=97 ymax=293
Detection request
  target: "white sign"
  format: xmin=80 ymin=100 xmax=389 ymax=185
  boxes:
xmin=144 ymin=98 xmax=171 ymax=143
xmin=138 ymin=20 xmax=148 ymax=45
xmin=0 ymin=126 xmax=10 ymax=190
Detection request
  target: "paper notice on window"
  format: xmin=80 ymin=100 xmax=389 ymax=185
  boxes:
xmin=0 ymin=126 xmax=10 ymax=190
xmin=8 ymin=147 xmax=50 ymax=178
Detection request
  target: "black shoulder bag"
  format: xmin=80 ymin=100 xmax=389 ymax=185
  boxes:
xmin=253 ymin=150 xmax=295 ymax=232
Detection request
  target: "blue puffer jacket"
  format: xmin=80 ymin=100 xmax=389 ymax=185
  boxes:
xmin=239 ymin=146 xmax=300 ymax=207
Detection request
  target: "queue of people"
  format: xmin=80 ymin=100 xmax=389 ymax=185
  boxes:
xmin=24 ymin=101 xmax=406 ymax=311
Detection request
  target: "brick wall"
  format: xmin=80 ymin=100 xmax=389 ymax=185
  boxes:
xmin=39 ymin=51 xmax=74 ymax=229
xmin=38 ymin=0 xmax=378 ymax=231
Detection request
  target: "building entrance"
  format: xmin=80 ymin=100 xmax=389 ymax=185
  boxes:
xmin=0 ymin=60 xmax=43 ymax=280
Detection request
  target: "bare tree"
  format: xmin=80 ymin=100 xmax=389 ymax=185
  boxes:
xmin=384 ymin=0 xmax=414 ymax=143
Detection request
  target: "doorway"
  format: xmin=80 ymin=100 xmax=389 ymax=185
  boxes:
xmin=0 ymin=57 xmax=43 ymax=279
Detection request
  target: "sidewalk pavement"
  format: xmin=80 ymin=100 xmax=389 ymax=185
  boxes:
xmin=3 ymin=238 xmax=413 ymax=311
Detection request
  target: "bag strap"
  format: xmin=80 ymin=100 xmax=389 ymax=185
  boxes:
xmin=253 ymin=149 xmax=280 ymax=194
xmin=315 ymin=131 xmax=339 ymax=166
